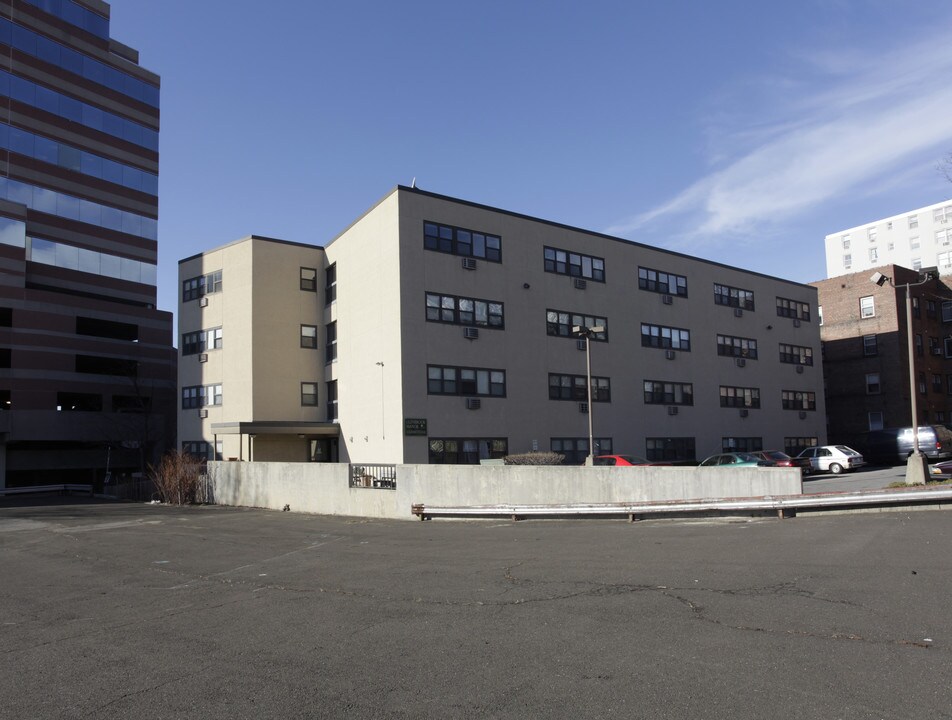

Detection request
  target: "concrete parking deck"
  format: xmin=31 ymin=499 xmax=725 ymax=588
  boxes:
xmin=1 ymin=498 xmax=950 ymax=719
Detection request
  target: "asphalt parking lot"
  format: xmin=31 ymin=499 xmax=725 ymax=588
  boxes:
xmin=2 ymin=497 xmax=950 ymax=719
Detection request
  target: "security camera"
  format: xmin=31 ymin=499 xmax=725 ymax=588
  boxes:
xmin=870 ymin=272 xmax=889 ymax=287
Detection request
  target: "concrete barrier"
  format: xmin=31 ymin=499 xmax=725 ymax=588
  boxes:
xmin=206 ymin=462 xmax=802 ymax=520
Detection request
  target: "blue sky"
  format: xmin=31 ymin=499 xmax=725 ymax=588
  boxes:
xmin=108 ymin=1 xmax=952 ymax=321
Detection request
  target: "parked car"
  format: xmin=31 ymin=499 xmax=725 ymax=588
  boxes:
xmin=750 ymin=450 xmax=812 ymax=475
xmin=861 ymin=426 xmax=952 ymax=465
xmin=796 ymin=445 xmax=865 ymax=475
xmin=698 ymin=452 xmax=775 ymax=468
xmin=929 ymin=460 xmax=952 ymax=479
xmin=593 ymin=454 xmax=653 ymax=466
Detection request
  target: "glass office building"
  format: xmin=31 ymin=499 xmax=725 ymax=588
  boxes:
xmin=0 ymin=0 xmax=175 ymax=487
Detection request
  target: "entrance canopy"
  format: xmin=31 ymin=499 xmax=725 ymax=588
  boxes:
xmin=210 ymin=421 xmax=340 ymax=437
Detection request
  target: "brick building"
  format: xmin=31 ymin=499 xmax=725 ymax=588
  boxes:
xmin=812 ymin=265 xmax=952 ymax=450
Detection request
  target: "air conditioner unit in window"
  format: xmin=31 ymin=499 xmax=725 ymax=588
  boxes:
xmin=799 ymin=410 xmax=807 ymax=420
xmin=662 ymin=294 xmax=673 ymax=305
xmin=198 ymin=353 xmax=208 ymax=363
xmin=739 ymin=408 xmax=749 ymax=418
xmin=465 ymin=397 xmax=481 ymax=410
xmin=199 ymin=297 xmax=209 ymax=307
xmin=796 ymin=364 xmax=804 ymax=374
xmin=574 ymin=278 xmax=587 ymax=290
xmin=668 ymin=406 xmax=679 ymax=416
xmin=576 ymin=339 xmax=587 ymax=351
xmin=578 ymin=402 xmax=589 ymax=414
xmin=461 ymin=257 xmax=477 ymax=270
xmin=793 ymin=318 xmax=801 ymax=328
xmin=735 ymin=358 xmax=746 ymax=368
xmin=665 ymin=349 xmax=676 ymax=360
xmin=463 ymin=327 xmax=479 ymax=340
xmin=932 ymin=347 xmax=942 ymax=355
xmin=734 ymin=308 xmax=743 ymax=318
xmin=199 ymin=409 xmax=208 ymax=418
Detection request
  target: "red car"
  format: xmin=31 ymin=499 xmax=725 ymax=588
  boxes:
xmin=751 ymin=450 xmax=812 ymax=475
xmin=593 ymin=455 xmax=660 ymax=466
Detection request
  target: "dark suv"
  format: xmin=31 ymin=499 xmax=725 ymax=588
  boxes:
xmin=862 ymin=426 xmax=952 ymax=465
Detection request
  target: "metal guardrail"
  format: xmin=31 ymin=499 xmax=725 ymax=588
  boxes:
xmin=0 ymin=484 xmax=94 ymax=497
xmin=411 ymin=486 xmax=952 ymax=521
xmin=350 ymin=464 xmax=397 ymax=489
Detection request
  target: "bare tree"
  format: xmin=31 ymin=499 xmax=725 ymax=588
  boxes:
xmin=149 ymin=450 xmax=204 ymax=505
xmin=940 ymin=152 xmax=952 ymax=184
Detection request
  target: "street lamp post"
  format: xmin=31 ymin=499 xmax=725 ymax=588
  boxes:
xmin=573 ymin=324 xmax=605 ymax=466
xmin=870 ymin=271 xmax=932 ymax=485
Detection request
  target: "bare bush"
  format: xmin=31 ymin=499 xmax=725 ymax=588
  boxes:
xmin=503 ymin=452 xmax=565 ymax=466
xmin=149 ymin=450 xmax=204 ymax=505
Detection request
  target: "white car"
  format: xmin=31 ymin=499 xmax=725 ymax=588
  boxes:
xmin=796 ymin=445 xmax=865 ymax=475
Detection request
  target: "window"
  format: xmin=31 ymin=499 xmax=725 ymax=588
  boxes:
xmin=75 ymin=354 xmax=137 ymax=376
xmin=722 ymin=437 xmax=762 ymax=453
xmin=0 ymin=348 xmax=9 ymax=368
xmin=867 ymin=227 xmax=877 ymax=242
xmin=818 ymin=306 xmax=823 ymax=326
xmin=301 ymin=382 xmax=318 ymax=406
xmin=639 ymin=267 xmax=687 ymax=296
xmin=56 ymin=391 xmax=101 ymax=411
xmin=948 ymin=374 xmax=952 ymax=395
xmin=428 ymin=438 xmax=508 ymax=464
xmin=910 ymin=236 xmax=921 ymax=250
xmin=546 ymin=309 xmax=607 ymax=340
xmin=548 ymin=374 xmax=610 ymax=402
xmin=643 ymin=380 xmax=693 ymax=405
xmin=301 ymin=325 xmax=317 ymax=349
xmin=782 ymin=390 xmax=816 ymax=411
xmin=641 ymin=323 xmax=691 ymax=351
xmin=182 ymin=441 xmax=223 ymax=461
xmin=551 ymin=438 xmax=612 ymax=465
xmin=543 ymin=246 xmax=605 ymax=282
xmin=428 ymin=366 xmax=506 ymax=397
xmin=915 ymin=334 xmax=923 ymax=357
xmin=863 ymin=335 xmax=878 ymax=356
xmin=929 ymin=337 xmax=941 ymax=356
xmin=182 ymin=270 xmax=222 ymax=302
xmin=324 ymin=263 xmax=337 ymax=305
xmin=937 ymin=229 xmax=952 ymax=247
xmin=300 ymin=267 xmax=317 ymax=292
xmin=776 ymin=297 xmax=810 ymax=321
xmin=717 ymin=334 xmax=757 ymax=359
xmin=841 ymin=235 xmax=851 ymax=249
xmin=843 ymin=254 xmax=852 ymax=269
xmin=0 ymin=389 xmax=8 ymax=410
xmin=933 ymin=374 xmax=943 ymax=393
xmin=868 ymin=412 xmax=884 ymax=432
xmin=182 ymin=327 xmax=222 ymax=356
xmin=182 ymin=384 xmax=222 ymax=409
xmin=325 ymin=322 xmax=337 ymax=363
xmin=940 ymin=251 xmax=952 ymax=269
xmin=779 ymin=343 xmax=813 ymax=365
xmin=912 ymin=297 xmax=921 ymax=318
xmin=785 ymin=437 xmax=817 ymax=456
xmin=909 ymin=215 xmax=918 ymax=229
xmin=326 ymin=380 xmax=338 ymax=422
xmin=76 ymin=317 xmax=138 ymax=341
xmin=426 ymin=292 xmax=504 ymax=328
xmin=719 ymin=386 xmax=761 ymax=408
xmin=919 ymin=371 xmax=927 ymax=395
xmin=934 ymin=205 xmax=952 ymax=222
xmin=865 ymin=373 xmax=881 ymax=394
xmin=0 ymin=307 xmax=10 ymax=327
xmin=913 ymin=258 xmax=922 ymax=271
xmin=424 ymin=222 xmax=502 ymax=262
xmin=869 ymin=248 xmax=878 ymax=262
xmin=859 ymin=296 xmax=875 ymax=318
xmin=714 ymin=283 xmax=755 ymax=310
xmin=646 ymin=437 xmax=695 ymax=462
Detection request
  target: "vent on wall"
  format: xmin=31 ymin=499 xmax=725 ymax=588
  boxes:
xmin=199 ymin=296 xmax=209 ymax=307
xmin=579 ymin=402 xmax=589 ymax=414
xmin=461 ymin=258 xmax=477 ymax=270
xmin=577 ymin=339 xmax=587 ymax=351
xmin=199 ymin=408 xmax=208 ymax=418
xmin=735 ymin=358 xmax=746 ymax=368
xmin=799 ymin=410 xmax=807 ymax=420
xmin=796 ymin=364 xmax=804 ymax=374
xmin=668 ymin=406 xmax=679 ymax=416
xmin=574 ymin=278 xmax=587 ymax=290
xmin=740 ymin=408 xmax=749 ymax=418
xmin=466 ymin=397 xmax=481 ymax=410
xmin=793 ymin=318 xmax=801 ymax=328
xmin=665 ymin=349 xmax=676 ymax=360
xmin=734 ymin=308 xmax=743 ymax=318
xmin=662 ymin=294 xmax=673 ymax=305
xmin=463 ymin=327 xmax=479 ymax=340
xmin=198 ymin=353 xmax=208 ymax=363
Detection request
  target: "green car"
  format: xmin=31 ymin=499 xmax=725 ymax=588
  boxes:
xmin=698 ymin=452 xmax=774 ymax=468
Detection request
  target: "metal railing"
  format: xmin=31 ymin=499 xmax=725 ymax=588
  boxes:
xmin=0 ymin=484 xmax=93 ymax=497
xmin=350 ymin=464 xmax=397 ymax=489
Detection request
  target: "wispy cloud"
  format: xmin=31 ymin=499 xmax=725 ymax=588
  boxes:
xmin=607 ymin=29 xmax=952 ymax=247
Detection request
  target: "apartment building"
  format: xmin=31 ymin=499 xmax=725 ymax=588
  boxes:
xmin=812 ymin=265 xmax=952 ymax=449
xmin=0 ymin=1 xmax=175 ymax=487
xmin=178 ymin=186 xmax=826 ymax=465
xmin=825 ymin=199 xmax=952 ymax=278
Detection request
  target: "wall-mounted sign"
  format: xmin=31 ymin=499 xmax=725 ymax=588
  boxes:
xmin=404 ymin=418 xmax=427 ymax=436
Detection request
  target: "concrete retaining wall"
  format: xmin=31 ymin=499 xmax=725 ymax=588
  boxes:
xmin=206 ymin=462 xmax=803 ymax=520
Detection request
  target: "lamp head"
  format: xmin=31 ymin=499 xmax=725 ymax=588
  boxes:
xmin=870 ymin=271 xmax=889 ymax=287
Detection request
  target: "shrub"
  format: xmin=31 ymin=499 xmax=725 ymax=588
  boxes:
xmin=503 ymin=452 xmax=565 ymax=466
xmin=149 ymin=450 xmax=204 ymax=505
